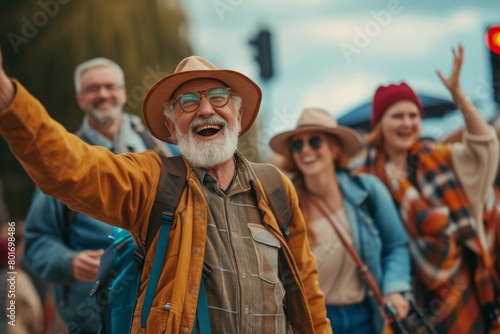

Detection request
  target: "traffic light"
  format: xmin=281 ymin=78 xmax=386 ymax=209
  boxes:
xmin=249 ymin=29 xmax=274 ymax=80
xmin=486 ymin=24 xmax=500 ymax=103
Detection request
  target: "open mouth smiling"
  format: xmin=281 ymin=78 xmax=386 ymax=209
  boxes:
xmin=396 ymin=131 xmax=414 ymax=138
xmin=302 ymin=155 xmax=318 ymax=164
xmin=93 ymin=98 xmax=117 ymax=108
xmin=195 ymin=123 xmax=223 ymax=137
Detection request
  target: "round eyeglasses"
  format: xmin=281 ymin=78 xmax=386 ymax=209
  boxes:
xmin=291 ymin=136 xmax=323 ymax=153
xmin=81 ymin=83 xmax=123 ymax=95
xmin=172 ymin=87 xmax=232 ymax=113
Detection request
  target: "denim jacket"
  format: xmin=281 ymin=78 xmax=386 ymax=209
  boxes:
xmin=24 ymin=189 xmax=114 ymax=333
xmin=337 ymin=171 xmax=411 ymax=332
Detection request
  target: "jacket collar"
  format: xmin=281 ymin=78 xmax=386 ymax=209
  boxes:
xmin=336 ymin=170 xmax=368 ymax=207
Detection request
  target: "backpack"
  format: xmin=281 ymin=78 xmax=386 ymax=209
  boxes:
xmin=90 ymin=157 xmax=291 ymax=334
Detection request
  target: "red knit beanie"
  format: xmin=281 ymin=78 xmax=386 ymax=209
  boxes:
xmin=370 ymin=82 xmax=423 ymax=128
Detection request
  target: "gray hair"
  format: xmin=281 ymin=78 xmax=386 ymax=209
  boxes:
xmin=163 ymin=95 xmax=242 ymax=121
xmin=74 ymin=58 xmax=125 ymax=93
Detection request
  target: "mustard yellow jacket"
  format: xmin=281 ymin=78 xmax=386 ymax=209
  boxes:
xmin=0 ymin=81 xmax=331 ymax=334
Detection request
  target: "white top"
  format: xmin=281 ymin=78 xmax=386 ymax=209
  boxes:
xmin=309 ymin=208 xmax=366 ymax=305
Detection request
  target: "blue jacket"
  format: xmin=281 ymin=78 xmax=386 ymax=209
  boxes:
xmin=337 ymin=171 xmax=411 ymax=332
xmin=24 ymin=188 xmax=114 ymax=333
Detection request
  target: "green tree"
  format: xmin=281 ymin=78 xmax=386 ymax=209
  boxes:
xmin=0 ymin=0 xmax=192 ymax=219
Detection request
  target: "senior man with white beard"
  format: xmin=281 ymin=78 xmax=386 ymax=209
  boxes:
xmin=0 ymin=52 xmax=331 ymax=334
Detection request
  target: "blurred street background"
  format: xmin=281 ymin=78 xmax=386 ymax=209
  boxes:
xmin=1 ymin=0 xmax=500 ymax=220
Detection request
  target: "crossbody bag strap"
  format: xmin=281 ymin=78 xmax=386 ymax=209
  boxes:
xmin=306 ymin=193 xmax=385 ymax=305
xmin=306 ymin=192 xmax=409 ymax=334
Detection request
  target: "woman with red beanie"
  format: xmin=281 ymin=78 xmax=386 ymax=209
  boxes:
xmin=358 ymin=44 xmax=500 ymax=333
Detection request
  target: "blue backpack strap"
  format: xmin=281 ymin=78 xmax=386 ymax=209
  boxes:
xmin=140 ymin=211 xmax=173 ymax=327
xmin=193 ymin=278 xmax=211 ymax=334
xmin=138 ymin=156 xmax=186 ymax=328
xmin=140 ymin=155 xmax=213 ymax=332
xmin=144 ymin=156 xmax=186 ymax=253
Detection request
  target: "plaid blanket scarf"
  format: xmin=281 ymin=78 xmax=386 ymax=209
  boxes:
xmin=359 ymin=142 xmax=500 ymax=333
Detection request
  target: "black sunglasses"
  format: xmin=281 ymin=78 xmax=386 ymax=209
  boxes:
xmin=291 ymin=136 xmax=323 ymax=153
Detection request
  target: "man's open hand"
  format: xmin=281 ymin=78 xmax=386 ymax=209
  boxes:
xmin=0 ymin=48 xmax=15 ymax=111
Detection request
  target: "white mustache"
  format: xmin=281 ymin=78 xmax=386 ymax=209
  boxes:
xmin=189 ymin=115 xmax=227 ymax=132
xmin=92 ymin=98 xmax=117 ymax=109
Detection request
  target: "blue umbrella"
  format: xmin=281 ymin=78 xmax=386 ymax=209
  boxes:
xmin=337 ymin=94 xmax=456 ymax=132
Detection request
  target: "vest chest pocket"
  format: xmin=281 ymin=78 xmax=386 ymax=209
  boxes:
xmin=248 ymin=223 xmax=281 ymax=284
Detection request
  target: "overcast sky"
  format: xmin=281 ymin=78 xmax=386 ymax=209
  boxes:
xmin=179 ymin=0 xmax=500 ymax=157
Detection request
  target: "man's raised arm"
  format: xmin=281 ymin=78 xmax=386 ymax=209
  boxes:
xmin=0 ymin=49 xmax=15 ymax=111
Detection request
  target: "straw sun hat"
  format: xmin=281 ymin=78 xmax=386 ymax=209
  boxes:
xmin=143 ymin=56 xmax=262 ymax=143
xmin=270 ymin=108 xmax=361 ymax=158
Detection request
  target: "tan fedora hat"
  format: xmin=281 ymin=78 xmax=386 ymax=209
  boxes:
xmin=143 ymin=56 xmax=262 ymax=143
xmin=270 ymin=108 xmax=361 ymax=158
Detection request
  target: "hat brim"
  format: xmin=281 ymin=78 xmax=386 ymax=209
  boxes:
xmin=143 ymin=69 xmax=262 ymax=143
xmin=270 ymin=126 xmax=362 ymax=158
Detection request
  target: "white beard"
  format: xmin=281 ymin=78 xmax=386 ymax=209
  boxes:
xmin=175 ymin=115 xmax=240 ymax=169
xmin=91 ymin=105 xmax=122 ymax=122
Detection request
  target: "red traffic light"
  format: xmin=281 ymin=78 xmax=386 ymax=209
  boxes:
xmin=486 ymin=25 xmax=500 ymax=55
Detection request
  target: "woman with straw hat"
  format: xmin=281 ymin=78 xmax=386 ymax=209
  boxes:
xmin=358 ymin=45 xmax=500 ymax=333
xmin=270 ymin=107 xmax=411 ymax=333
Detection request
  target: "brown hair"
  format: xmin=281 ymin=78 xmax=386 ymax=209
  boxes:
xmin=329 ymin=135 xmax=350 ymax=170
xmin=286 ymin=134 xmax=350 ymax=246
xmin=364 ymin=123 xmax=384 ymax=149
xmin=292 ymin=178 xmax=319 ymax=246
